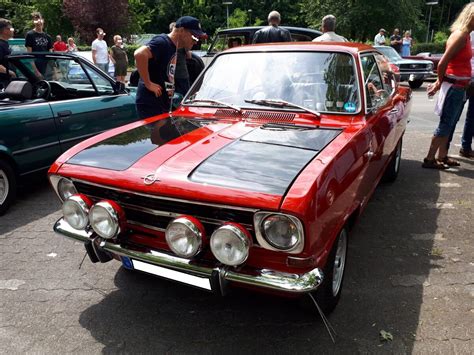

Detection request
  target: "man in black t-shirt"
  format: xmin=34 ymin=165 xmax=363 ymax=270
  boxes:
xmin=0 ymin=18 xmax=16 ymax=90
xmin=252 ymin=11 xmax=292 ymax=44
xmin=134 ymin=16 xmax=206 ymax=118
xmin=390 ymin=28 xmax=402 ymax=54
xmin=25 ymin=12 xmax=52 ymax=77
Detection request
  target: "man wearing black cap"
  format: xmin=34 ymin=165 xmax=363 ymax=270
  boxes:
xmin=134 ymin=16 xmax=206 ymax=118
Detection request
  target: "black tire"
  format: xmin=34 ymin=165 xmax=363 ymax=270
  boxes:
xmin=408 ymin=79 xmax=423 ymax=89
xmin=382 ymin=138 xmax=402 ymax=183
xmin=0 ymin=159 xmax=17 ymax=216
xmin=310 ymin=227 xmax=348 ymax=315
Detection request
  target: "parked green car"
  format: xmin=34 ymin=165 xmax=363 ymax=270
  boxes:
xmin=0 ymin=52 xmax=138 ymax=215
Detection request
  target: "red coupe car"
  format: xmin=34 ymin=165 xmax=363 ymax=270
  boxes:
xmin=49 ymin=43 xmax=411 ymax=314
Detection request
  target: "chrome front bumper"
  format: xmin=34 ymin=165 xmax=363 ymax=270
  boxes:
xmin=54 ymin=218 xmax=323 ymax=295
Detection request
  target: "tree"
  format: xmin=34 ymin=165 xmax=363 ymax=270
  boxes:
xmin=63 ymin=0 xmax=129 ymax=44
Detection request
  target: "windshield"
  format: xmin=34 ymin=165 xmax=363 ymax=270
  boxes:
xmin=186 ymin=51 xmax=360 ymax=114
xmin=376 ymin=46 xmax=401 ymax=61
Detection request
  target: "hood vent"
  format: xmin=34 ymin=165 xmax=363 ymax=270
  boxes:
xmin=215 ymin=109 xmax=295 ymax=122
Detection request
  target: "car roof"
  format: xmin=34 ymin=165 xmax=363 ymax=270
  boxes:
xmin=223 ymin=41 xmax=374 ymax=54
xmin=216 ymin=26 xmax=322 ymax=36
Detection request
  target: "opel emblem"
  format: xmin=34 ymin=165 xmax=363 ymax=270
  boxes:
xmin=143 ymin=173 xmax=160 ymax=185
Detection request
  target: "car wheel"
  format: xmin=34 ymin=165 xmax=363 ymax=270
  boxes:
xmin=310 ymin=227 xmax=348 ymax=315
xmin=408 ymin=79 xmax=423 ymax=89
xmin=382 ymin=138 xmax=402 ymax=183
xmin=0 ymin=160 xmax=16 ymax=216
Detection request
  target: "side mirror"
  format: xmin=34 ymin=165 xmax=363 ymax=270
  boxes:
xmin=114 ymin=81 xmax=126 ymax=93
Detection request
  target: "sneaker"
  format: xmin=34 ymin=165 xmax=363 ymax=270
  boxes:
xmin=459 ymin=148 xmax=474 ymax=158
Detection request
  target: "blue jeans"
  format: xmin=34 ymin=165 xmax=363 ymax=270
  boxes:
xmin=96 ymin=62 xmax=109 ymax=74
xmin=461 ymin=95 xmax=474 ymax=151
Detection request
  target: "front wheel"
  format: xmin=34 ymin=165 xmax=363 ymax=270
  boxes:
xmin=382 ymin=138 xmax=402 ymax=183
xmin=408 ymin=79 xmax=423 ymax=89
xmin=310 ymin=227 xmax=348 ymax=315
xmin=0 ymin=160 xmax=16 ymax=216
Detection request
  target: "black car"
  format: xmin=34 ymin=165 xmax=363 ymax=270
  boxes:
xmin=201 ymin=26 xmax=322 ymax=66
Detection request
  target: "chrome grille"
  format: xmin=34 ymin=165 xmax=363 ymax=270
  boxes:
xmin=73 ymin=180 xmax=256 ymax=235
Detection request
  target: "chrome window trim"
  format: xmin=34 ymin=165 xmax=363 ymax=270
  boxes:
xmin=185 ymin=49 xmax=363 ymax=116
xmin=254 ymin=212 xmax=305 ymax=254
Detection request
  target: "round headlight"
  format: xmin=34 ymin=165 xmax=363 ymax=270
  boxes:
xmin=165 ymin=216 xmax=205 ymax=258
xmin=58 ymin=178 xmax=77 ymax=201
xmin=210 ymin=224 xmax=251 ymax=266
xmin=89 ymin=201 xmax=123 ymax=239
xmin=262 ymin=214 xmax=301 ymax=250
xmin=62 ymin=194 xmax=92 ymax=230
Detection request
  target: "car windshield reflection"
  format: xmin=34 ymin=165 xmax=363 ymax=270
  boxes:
xmin=186 ymin=51 xmax=360 ymax=114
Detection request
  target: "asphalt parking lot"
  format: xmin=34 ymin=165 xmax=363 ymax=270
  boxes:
xmin=0 ymin=84 xmax=473 ymax=354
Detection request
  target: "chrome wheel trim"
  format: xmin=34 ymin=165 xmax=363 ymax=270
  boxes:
xmin=394 ymin=141 xmax=402 ymax=174
xmin=332 ymin=229 xmax=347 ymax=297
xmin=0 ymin=169 xmax=9 ymax=205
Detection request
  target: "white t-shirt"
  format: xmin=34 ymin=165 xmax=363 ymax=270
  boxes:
xmin=91 ymin=39 xmax=109 ymax=64
xmin=313 ymin=32 xmax=347 ymax=42
xmin=374 ymin=33 xmax=386 ymax=45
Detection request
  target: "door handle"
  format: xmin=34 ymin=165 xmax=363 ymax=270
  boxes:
xmin=57 ymin=110 xmax=72 ymax=118
xmin=364 ymin=150 xmax=374 ymax=159
xmin=389 ymin=108 xmax=399 ymax=114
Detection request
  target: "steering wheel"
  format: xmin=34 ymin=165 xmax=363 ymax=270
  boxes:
xmin=33 ymin=80 xmax=51 ymax=100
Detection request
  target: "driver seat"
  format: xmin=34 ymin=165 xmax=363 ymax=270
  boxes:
xmin=2 ymin=81 xmax=46 ymax=104
xmin=4 ymin=81 xmax=33 ymax=100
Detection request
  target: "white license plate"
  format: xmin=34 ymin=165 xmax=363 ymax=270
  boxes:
xmin=131 ymin=259 xmax=212 ymax=291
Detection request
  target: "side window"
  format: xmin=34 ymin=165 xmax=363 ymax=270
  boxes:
xmin=210 ymin=35 xmax=246 ymax=53
xmin=375 ymin=53 xmax=395 ymax=94
xmin=360 ymin=54 xmax=387 ymax=110
xmin=84 ymin=66 xmax=114 ymax=95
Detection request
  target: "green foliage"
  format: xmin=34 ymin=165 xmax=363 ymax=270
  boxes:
xmin=0 ymin=0 xmax=72 ymax=38
xmin=229 ymin=8 xmax=249 ymax=28
xmin=433 ymin=31 xmax=448 ymax=44
xmin=0 ymin=0 xmax=467 ymax=46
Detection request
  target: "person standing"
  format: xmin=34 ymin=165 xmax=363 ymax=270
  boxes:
xmin=25 ymin=12 xmax=52 ymax=52
xmin=92 ymin=28 xmax=110 ymax=73
xmin=110 ymin=35 xmax=128 ymax=83
xmin=53 ymin=35 xmax=67 ymax=52
xmin=401 ymin=31 xmax=413 ymax=56
xmin=312 ymin=14 xmax=347 ymax=42
xmin=66 ymin=37 xmax=77 ymax=52
xmin=252 ymin=11 xmax=292 ymax=44
xmin=423 ymin=3 xmax=474 ymax=169
xmin=134 ymin=16 xmax=206 ymax=118
xmin=0 ymin=18 xmax=16 ymax=90
xmin=374 ymin=28 xmax=387 ymax=45
xmin=459 ymin=30 xmax=474 ymax=158
xmin=25 ymin=12 xmax=52 ymax=77
xmin=390 ymin=28 xmax=402 ymax=54
xmin=169 ymin=21 xmax=191 ymax=97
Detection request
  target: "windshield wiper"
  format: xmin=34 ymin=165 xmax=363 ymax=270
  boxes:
xmin=184 ymin=98 xmax=242 ymax=114
xmin=244 ymin=98 xmax=320 ymax=117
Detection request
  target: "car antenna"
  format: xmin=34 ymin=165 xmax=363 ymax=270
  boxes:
xmin=308 ymin=293 xmax=337 ymax=344
xmin=169 ymin=38 xmax=180 ymax=117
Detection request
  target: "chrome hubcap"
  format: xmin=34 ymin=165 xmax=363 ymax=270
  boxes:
xmin=0 ymin=169 xmax=9 ymax=205
xmin=332 ymin=229 xmax=347 ymax=297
